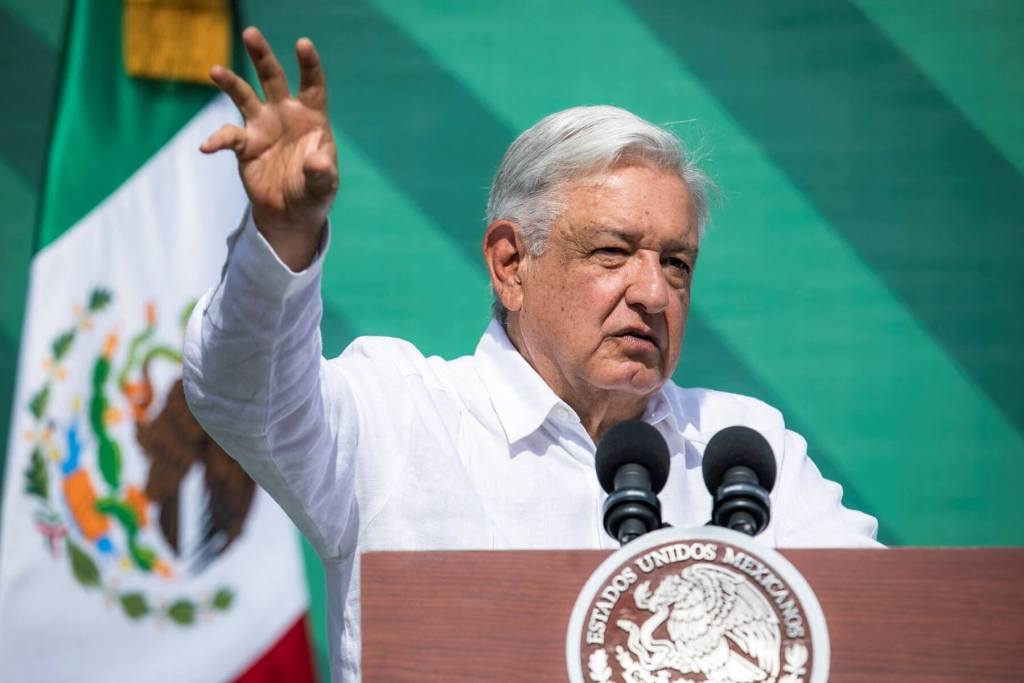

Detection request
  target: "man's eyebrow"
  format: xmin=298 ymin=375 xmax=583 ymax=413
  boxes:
xmin=668 ymin=243 xmax=700 ymax=257
xmin=589 ymin=226 xmax=636 ymax=242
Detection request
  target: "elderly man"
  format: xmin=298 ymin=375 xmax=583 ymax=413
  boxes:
xmin=184 ymin=28 xmax=879 ymax=682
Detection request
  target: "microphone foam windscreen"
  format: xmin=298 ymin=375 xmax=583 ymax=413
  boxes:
xmin=595 ymin=420 xmax=671 ymax=493
xmin=701 ymin=425 xmax=777 ymax=493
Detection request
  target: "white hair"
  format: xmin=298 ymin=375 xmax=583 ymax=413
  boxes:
xmin=486 ymin=105 xmax=712 ymax=323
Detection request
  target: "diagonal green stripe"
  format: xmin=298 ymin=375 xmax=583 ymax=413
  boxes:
xmin=0 ymin=0 xmax=68 ymax=47
xmin=854 ymin=0 xmax=1024 ymax=176
xmin=629 ymin=0 xmax=1024 ymax=436
xmin=0 ymin=159 xmax=34 ymax=340
xmin=368 ymin=0 xmax=1024 ymax=545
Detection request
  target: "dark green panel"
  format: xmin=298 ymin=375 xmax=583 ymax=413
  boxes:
xmin=320 ymin=303 xmax=357 ymax=359
xmin=0 ymin=0 xmax=67 ymax=46
xmin=0 ymin=3 xmax=67 ymax=527
xmin=0 ymin=330 xmax=18 ymax=498
xmin=0 ymin=162 xmax=34 ymax=339
xmin=0 ymin=6 xmax=59 ymax=189
xmin=854 ymin=0 xmax=1024 ymax=174
xmin=630 ymin=0 xmax=1024 ymax=433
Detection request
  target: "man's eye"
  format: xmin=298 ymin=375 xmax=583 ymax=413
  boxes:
xmin=664 ymin=257 xmax=690 ymax=272
xmin=593 ymin=247 xmax=629 ymax=262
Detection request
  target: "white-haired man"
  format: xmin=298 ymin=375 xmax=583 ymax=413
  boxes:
xmin=184 ymin=29 xmax=880 ymax=682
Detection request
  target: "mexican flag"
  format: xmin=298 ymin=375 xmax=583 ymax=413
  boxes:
xmin=0 ymin=2 xmax=315 ymax=681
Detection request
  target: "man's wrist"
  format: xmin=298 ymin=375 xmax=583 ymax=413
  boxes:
xmin=251 ymin=206 xmax=328 ymax=272
xmin=230 ymin=206 xmax=329 ymax=300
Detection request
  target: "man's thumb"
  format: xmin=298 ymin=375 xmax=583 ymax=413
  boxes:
xmin=303 ymin=151 xmax=338 ymax=199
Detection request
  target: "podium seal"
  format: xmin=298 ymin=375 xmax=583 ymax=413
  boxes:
xmin=567 ymin=527 xmax=829 ymax=683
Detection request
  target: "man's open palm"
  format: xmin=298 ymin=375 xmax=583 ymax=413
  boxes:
xmin=201 ymin=27 xmax=337 ymax=269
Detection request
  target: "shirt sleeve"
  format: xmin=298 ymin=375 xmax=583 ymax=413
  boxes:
xmin=182 ymin=207 xmax=358 ymax=560
xmin=773 ymin=429 xmax=884 ymax=548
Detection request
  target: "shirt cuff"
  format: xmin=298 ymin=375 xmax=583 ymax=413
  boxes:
xmin=226 ymin=205 xmax=331 ymax=300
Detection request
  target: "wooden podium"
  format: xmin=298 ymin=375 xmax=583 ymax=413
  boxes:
xmin=362 ymin=548 xmax=1024 ymax=681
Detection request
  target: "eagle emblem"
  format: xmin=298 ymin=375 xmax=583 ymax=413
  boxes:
xmin=617 ymin=564 xmax=780 ymax=682
xmin=20 ymin=288 xmax=254 ymax=625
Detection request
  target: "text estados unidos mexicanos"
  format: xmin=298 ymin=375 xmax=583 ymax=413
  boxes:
xmin=584 ymin=542 xmax=807 ymax=645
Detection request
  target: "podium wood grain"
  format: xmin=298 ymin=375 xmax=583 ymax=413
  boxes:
xmin=361 ymin=548 xmax=1024 ymax=681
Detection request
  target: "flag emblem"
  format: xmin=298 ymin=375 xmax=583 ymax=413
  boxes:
xmin=20 ymin=287 xmax=254 ymax=627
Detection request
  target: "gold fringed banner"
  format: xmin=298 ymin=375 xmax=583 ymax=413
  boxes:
xmin=123 ymin=0 xmax=231 ymax=84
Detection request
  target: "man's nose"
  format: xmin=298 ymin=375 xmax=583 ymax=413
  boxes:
xmin=625 ymin=252 xmax=670 ymax=314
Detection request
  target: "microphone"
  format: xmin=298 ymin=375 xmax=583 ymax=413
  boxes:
xmin=595 ymin=420 xmax=670 ymax=545
xmin=702 ymin=425 xmax=777 ymax=536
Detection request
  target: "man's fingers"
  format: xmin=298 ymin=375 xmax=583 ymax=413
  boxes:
xmin=210 ymin=65 xmax=261 ymax=120
xmin=297 ymin=38 xmax=327 ymax=110
xmin=200 ymin=124 xmax=247 ymax=155
xmin=243 ymin=26 xmax=291 ymax=102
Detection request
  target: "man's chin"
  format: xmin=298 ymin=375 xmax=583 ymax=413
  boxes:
xmin=594 ymin=365 xmax=667 ymax=396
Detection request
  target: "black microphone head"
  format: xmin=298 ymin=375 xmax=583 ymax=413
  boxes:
xmin=702 ymin=425 xmax=777 ymax=493
xmin=596 ymin=420 xmax=670 ymax=494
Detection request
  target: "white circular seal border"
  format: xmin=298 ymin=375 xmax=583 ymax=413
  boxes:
xmin=566 ymin=526 xmax=830 ymax=682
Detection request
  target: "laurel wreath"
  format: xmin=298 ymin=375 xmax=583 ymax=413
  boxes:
xmin=586 ymin=641 xmax=809 ymax=683
xmin=22 ymin=287 xmax=235 ymax=626
xmin=587 ymin=648 xmax=613 ymax=682
xmin=779 ymin=642 xmax=809 ymax=683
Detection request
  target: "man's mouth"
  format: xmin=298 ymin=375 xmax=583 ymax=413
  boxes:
xmin=614 ymin=328 xmax=660 ymax=352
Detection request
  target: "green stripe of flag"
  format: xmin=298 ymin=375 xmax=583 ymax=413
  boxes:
xmin=37 ymin=0 xmax=217 ymax=250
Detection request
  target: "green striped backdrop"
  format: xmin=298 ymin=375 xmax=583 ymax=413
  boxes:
xmin=3 ymin=1 xmax=1022 ymax=676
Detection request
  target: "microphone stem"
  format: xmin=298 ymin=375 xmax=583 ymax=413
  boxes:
xmin=618 ymin=518 xmax=647 ymax=544
xmin=727 ymin=510 xmax=757 ymax=536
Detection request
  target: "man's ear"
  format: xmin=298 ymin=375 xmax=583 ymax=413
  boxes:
xmin=482 ymin=220 xmax=528 ymax=313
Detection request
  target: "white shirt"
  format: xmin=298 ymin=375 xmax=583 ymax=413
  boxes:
xmin=182 ymin=212 xmax=880 ymax=683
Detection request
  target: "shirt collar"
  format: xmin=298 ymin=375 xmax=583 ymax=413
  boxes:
xmin=474 ymin=320 xmax=687 ymax=447
xmin=475 ymin=320 xmax=562 ymax=444
xmin=641 ymin=385 xmax=678 ymax=432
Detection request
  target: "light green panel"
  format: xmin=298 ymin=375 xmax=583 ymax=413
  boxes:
xmin=854 ymin=0 xmax=1024 ymax=176
xmin=322 ymin=130 xmax=490 ymax=359
xmin=370 ymin=0 xmax=1024 ymax=544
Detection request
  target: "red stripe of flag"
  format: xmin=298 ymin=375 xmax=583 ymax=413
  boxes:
xmin=233 ymin=614 xmax=317 ymax=683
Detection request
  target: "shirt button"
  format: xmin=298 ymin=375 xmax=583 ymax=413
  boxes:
xmin=555 ymin=406 xmax=571 ymax=422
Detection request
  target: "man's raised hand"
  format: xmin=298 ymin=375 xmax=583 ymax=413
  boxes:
xmin=201 ymin=27 xmax=338 ymax=271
